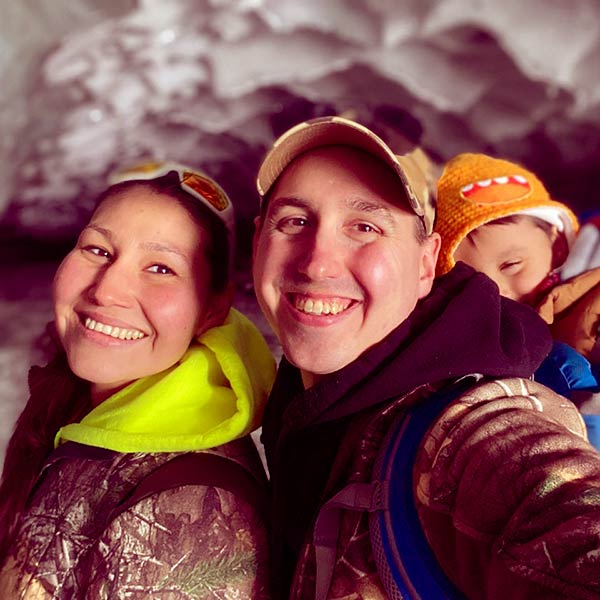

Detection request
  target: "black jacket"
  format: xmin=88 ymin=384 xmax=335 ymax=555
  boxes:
xmin=261 ymin=263 xmax=553 ymax=594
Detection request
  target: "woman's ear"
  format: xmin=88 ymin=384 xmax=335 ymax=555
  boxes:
xmin=195 ymin=283 xmax=234 ymax=337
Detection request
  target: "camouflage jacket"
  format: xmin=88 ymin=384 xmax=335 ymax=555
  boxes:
xmin=290 ymin=378 xmax=600 ymax=599
xmin=0 ymin=436 xmax=270 ymax=599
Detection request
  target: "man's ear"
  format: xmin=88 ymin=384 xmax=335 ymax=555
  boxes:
xmin=418 ymin=232 xmax=441 ymax=298
xmin=195 ymin=283 xmax=234 ymax=337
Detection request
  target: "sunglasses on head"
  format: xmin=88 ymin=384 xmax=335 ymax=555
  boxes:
xmin=109 ymin=161 xmax=235 ymax=237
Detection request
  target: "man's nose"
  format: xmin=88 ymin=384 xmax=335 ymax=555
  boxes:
xmin=297 ymin=227 xmax=344 ymax=280
xmin=87 ymin=262 xmax=132 ymax=306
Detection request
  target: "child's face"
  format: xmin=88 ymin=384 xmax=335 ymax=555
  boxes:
xmin=453 ymin=217 xmax=554 ymax=304
xmin=53 ymin=187 xmax=229 ymax=403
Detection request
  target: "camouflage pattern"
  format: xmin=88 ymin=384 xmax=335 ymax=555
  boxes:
xmin=289 ymin=385 xmax=438 ymax=599
xmin=415 ymin=377 xmax=600 ymax=600
xmin=289 ymin=378 xmax=600 ymax=599
xmin=0 ymin=437 xmax=270 ymax=599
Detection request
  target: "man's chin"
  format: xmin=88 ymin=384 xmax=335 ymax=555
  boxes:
xmin=283 ymin=344 xmax=358 ymax=386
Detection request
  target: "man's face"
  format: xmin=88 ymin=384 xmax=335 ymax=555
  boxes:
xmin=253 ymin=146 xmax=440 ymax=387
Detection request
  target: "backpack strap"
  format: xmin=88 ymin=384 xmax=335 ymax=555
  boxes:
xmin=108 ymin=451 xmax=269 ymax=524
xmin=313 ymin=378 xmax=476 ymax=600
xmin=313 ymin=481 xmax=386 ymax=600
xmin=591 ymin=326 xmax=600 ymax=364
xmin=370 ymin=384 xmax=469 ymax=599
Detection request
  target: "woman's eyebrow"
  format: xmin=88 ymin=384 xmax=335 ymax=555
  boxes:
xmin=85 ymin=224 xmax=111 ymax=237
xmin=140 ymin=241 xmax=188 ymax=260
xmin=85 ymin=225 xmax=189 ymax=261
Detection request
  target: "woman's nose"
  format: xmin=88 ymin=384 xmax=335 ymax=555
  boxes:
xmin=87 ymin=263 xmax=132 ymax=306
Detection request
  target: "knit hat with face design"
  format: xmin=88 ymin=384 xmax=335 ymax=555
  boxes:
xmin=435 ymin=152 xmax=579 ymax=275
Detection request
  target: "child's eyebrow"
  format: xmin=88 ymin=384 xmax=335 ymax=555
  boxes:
xmin=496 ymin=244 xmax=529 ymax=259
xmin=466 ymin=229 xmax=532 ymax=259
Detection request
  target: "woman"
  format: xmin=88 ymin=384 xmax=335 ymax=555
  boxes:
xmin=0 ymin=164 xmax=275 ymax=598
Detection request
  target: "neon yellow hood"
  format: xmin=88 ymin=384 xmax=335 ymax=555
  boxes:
xmin=56 ymin=309 xmax=276 ymax=453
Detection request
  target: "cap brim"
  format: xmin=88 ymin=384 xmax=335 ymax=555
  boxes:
xmin=256 ymin=116 xmax=429 ymax=228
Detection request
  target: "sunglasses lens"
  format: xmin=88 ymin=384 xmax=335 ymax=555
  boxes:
xmin=115 ymin=161 xmax=168 ymax=179
xmin=182 ymin=171 xmax=229 ymax=212
xmin=110 ymin=163 xmax=231 ymax=224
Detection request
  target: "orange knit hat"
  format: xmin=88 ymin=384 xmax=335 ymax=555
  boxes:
xmin=435 ymin=153 xmax=579 ymax=275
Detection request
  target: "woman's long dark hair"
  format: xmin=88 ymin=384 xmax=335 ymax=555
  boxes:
xmin=0 ymin=352 xmax=89 ymax=565
xmin=0 ymin=172 xmax=231 ymax=565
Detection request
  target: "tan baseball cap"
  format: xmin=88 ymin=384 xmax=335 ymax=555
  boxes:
xmin=256 ymin=115 xmax=436 ymax=235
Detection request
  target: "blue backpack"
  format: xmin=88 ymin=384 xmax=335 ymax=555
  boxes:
xmin=312 ymin=382 xmax=472 ymax=599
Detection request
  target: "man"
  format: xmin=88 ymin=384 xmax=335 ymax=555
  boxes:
xmin=252 ymin=116 xmax=600 ymax=599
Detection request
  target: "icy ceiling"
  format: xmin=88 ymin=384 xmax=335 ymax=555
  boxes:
xmin=1 ymin=0 xmax=599 ymax=262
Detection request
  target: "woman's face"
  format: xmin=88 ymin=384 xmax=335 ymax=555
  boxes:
xmin=53 ymin=186 xmax=229 ymax=403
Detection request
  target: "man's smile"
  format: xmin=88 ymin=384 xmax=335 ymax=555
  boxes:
xmin=290 ymin=293 xmax=354 ymax=316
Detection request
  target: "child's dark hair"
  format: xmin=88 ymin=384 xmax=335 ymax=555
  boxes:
xmin=0 ymin=171 xmax=231 ymax=565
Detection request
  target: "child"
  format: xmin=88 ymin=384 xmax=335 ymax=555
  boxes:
xmin=0 ymin=164 xmax=275 ymax=597
xmin=435 ymin=152 xmax=600 ymax=448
